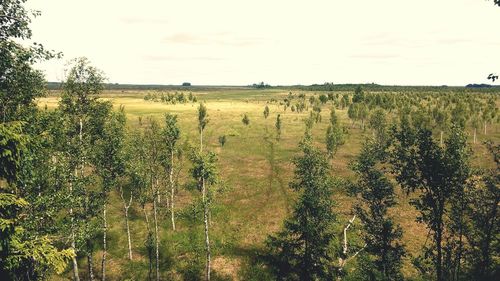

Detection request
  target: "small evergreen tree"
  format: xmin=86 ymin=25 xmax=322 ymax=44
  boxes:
xmin=275 ymin=114 xmax=282 ymax=141
xmin=264 ymin=105 xmax=270 ymax=119
xmin=242 ymin=114 xmax=250 ymax=126
xmin=218 ymin=135 xmax=227 ymax=147
xmin=266 ymin=136 xmax=338 ymax=280
xmin=353 ymin=86 xmax=365 ymax=103
xmin=351 ymin=141 xmax=405 ymax=280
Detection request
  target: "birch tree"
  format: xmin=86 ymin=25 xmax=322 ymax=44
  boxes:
xmin=161 ymin=113 xmax=180 ymax=231
xmin=59 ymin=57 xmax=108 ymax=281
xmin=143 ymin=118 xmax=162 ymax=281
xmin=194 ymin=102 xmax=214 ymax=281
xmin=189 ymin=150 xmax=219 ymax=281
xmin=94 ymin=107 xmax=126 ymax=281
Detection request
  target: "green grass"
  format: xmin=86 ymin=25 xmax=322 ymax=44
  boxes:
xmin=39 ymin=88 xmax=499 ymax=280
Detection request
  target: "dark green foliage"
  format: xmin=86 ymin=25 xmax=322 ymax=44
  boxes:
xmin=463 ymin=142 xmax=499 ymax=280
xmin=368 ymin=108 xmax=388 ymax=145
xmin=266 ymin=137 xmax=337 ymax=280
xmin=0 ymin=0 xmax=59 ymax=123
xmin=325 ymin=109 xmax=345 ymax=158
xmin=162 ymin=113 xmax=181 ymax=155
xmin=275 ymin=114 xmax=282 ymax=140
xmin=390 ymin=124 xmax=473 ymax=281
xmin=340 ymin=94 xmax=350 ymax=109
xmin=242 ymin=114 xmax=250 ymax=126
xmin=353 ymin=86 xmax=365 ymax=103
xmin=0 ymin=122 xmax=27 ymax=184
xmin=0 ymin=2 xmax=73 ymax=279
xmin=198 ymin=103 xmax=209 ymax=133
xmin=218 ymin=135 xmax=227 ymax=147
xmin=253 ymin=82 xmax=271 ymax=88
xmin=350 ymin=141 xmax=405 ymax=280
xmin=145 ymin=91 xmax=195 ymax=104
xmin=190 ymin=151 xmax=219 ymax=190
xmin=94 ymin=108 xmax=126 ymax=193
xmin=263 ymin=106 xmax=270 ymax=119
xmin=319 ymin=94 xmax=328 ymax=104
xmin=347 ymin=103 xmax=358 ymax=127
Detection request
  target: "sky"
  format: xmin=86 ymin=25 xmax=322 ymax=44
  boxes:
xmin=26 ymin=0 xmax=500 ymax=86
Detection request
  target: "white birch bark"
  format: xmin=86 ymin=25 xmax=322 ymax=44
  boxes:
xmin=102 ymin=204 xmax=107 ymax=281
xmin=120 ymin=186 xmax=133 ymax=260
xmin=170 ymin=150 xmax=176 ymax=231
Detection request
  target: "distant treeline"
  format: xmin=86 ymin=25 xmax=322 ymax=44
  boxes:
xmin=46 ymin=82 xmax=500 ymax=93
xmin=280 ymin=83 xmax=500 ymax=93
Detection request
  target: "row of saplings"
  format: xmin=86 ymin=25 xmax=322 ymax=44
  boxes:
xmin=144 ymin=91 xmax=198 ymax=104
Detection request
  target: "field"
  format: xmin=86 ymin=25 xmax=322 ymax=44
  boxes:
xmin=38 ymin=87 xmax=499 ymax=280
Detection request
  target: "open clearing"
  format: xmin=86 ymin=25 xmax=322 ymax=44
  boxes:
xmin=39 ymin=87 xmax=499 ymax=280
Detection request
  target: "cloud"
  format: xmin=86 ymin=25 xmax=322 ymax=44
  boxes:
xmin=162 ymin=32 xmax=266 ymax=47
xmin=436 ymin=38 xmax=471 ymax=45
xmin=143 ymin=55 xmax=224 ymax=61
xmin=163 ymin=33 xmax=205 ymax=44
xmin=120 ymin=17 xmax=169 ymax=25
xmin=349 ymin=53 xmax=399 ymax=59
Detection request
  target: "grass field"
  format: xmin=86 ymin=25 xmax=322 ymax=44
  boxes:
xmin=38 ymin=88 xmax=499 ymax=280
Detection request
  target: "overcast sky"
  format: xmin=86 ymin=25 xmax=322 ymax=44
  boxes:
xmin=26 ymin=0 xmax=500 ymax=86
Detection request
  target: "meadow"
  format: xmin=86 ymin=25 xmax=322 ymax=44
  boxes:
xmin=37 ymin=87 xmax=499 ymax=280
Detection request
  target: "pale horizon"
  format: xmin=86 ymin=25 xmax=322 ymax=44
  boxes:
xmin=26 ymin=0 xmax=500 ymax=86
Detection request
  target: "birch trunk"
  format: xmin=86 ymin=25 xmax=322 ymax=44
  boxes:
xmin=102 ymin=204 xmax=107 ymax=281
xmin=87 ymin=240 xmax=95 ymax=281
xmin=473 ymin=128 xmax=477 ymax=144
xmin=200 ymin=130 xmax=203 ymax=152
xmin=170 ymin=150 xmax=176 ymax=231
xmin=143 ymin=206 xmax=153 ymax=281
xmin=153 ymin=190 xmax=160 ymax=281
xmin=202 ymin=177 xmax=211 ymax=281
xmin=440 ymin=131 xmax=443 ymax=146
xmin=120 ymin=187 xmax=133 ymax=260
xmin=71 ymin=228 xmax=80 ymax=281
xmin=200 ymin=125 xmax=210 ymax=280
xmin=70 ymin=173 xmax=80 ymax=281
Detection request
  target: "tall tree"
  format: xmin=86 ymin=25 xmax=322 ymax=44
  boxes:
xmin=195 ymin=103 xmax=214 ymax=281
xmin=351 ymin=141 xmax=405 ymax=280
xmin=390 ymin=123 xmax=472 ymax=281
xmin=464 ymin=142 xmax=499 ymax=280
xmin=143 ymin=118 xmax=162 ymax=281
xmin=266 ymin=136 xmax=338 ymax=280
xmin=59 ymin=57 xmax=109 ymax=281
xmin=94 ymin=107 xmax=126 ymax=281
xmin=161 ymin=113 xmax=181 ymax=231
xmin=1 ymin=122 xmax=74 ymax=280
